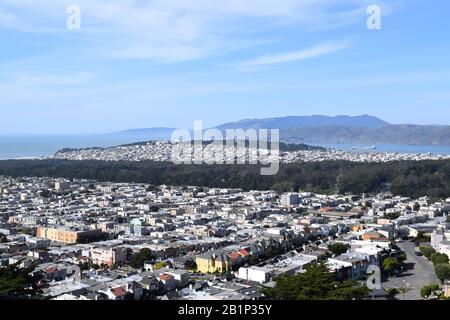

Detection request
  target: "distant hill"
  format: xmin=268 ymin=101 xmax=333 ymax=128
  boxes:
xmin=280 ymin=125 xmax=450 ymax=145
xmin=107 ymin=115 xmax=450 ymax=146
xmin=215 ymin=115 xmax=389 ymax=130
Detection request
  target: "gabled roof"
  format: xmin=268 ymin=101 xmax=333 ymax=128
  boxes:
xmin=45 ymin=266 xmax=58 ymax=274
xmin=238 ymin=249 xmax=250 ymax=257
xmin=160 ymin=273 xmax=173 ymax=281
xmin=227 ymin=252 xmax=241 ymax=261
xmin=111 ymin=286 xmax=127 ymax=297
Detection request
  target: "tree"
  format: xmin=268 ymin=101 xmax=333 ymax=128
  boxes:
xmin=386 ymin=288 xmax=398 ymax=300
xmin=415 ymin=232 xmax=431 ymax=246
xmin=397 ymin=253 xmax=407 ymax=265
xmin=248 ymin=254 xmax=260 ymax=265
xmin=431 ymin=253 xmax=449 ymax=266
xmin=420 ymin=284 xmax=440 ymax=299
xmin=39 ymin=189 xmax=52 ymax=198
xmin=153 ymin=261 xmax=168 ymax=270
xmin=263 ymin=263 xmax=369 ymax=300
xmin=382 ymin=257 xmax=399 ymax=276
xmin=420 ymin=286 xmax=432 ymax=299
xmin=384 ymin=212 xmax=401 ymax=220
xmin=129 ymin=248 xmax=154 ymax=269
xmin=434 ymin=264 xmax=450 ymax=283
xmin=184 ymin=260 xmax=197 ymax=271
xmin=265 ymin=240 xmax=278 ymax=258
xmin=328 ymin=243 xmax=349 ymax=256
xmin=0 ymin=263 xmax=41 ymax=298
xmin=0 ymin=233 xmax=7 ymax=243
xmin=413 ymin=202 xmax=421 ymax=211
xmin=419 ymin=246 xmax=436 ymax=260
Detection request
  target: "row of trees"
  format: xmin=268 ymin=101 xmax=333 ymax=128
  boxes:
xmin=419 ymin=246 xmax=450 ymax=283
xmin=1 ymin=159 xmax=450 ymax=198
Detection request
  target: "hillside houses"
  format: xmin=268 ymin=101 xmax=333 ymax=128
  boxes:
xmin=0 ymin=176 xmax=448 ymax=300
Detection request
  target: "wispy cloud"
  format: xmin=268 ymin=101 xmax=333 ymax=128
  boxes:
xmin=0 ymin=0 xmax=394 ymax=62
xmin=242 ymin=41 xmax=352 ymax=69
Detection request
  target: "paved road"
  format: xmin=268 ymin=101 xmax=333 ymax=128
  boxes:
xmin=382 ymin=241 xmax=439 ymax=300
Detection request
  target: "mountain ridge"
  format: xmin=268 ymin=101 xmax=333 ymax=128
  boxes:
xmin=107 ymin=115 xmax=450 ymax=145
xmin=215 ymin=114 xmax=389 ymax=130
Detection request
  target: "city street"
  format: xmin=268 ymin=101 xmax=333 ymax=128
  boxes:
xmin=382 ymin=241 xmax=439 ymax=300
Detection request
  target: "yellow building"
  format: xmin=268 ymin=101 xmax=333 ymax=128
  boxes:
xmin=196 ymin=251 xmax=231 ymax=274
xmin=36 ymin=226 xmax=102 ymax=244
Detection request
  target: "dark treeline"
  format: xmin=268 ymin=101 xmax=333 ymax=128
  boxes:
xmin=0 ymin=159 xmax=449 ymax=198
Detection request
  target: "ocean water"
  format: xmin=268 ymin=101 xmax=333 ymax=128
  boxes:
xmin=0 ymin=135 xmax=163 ymax=160
xmin=1 ymin=136 xmax=450 ymax=159
xmin=313 ymin=143 xmax=450 ymax=155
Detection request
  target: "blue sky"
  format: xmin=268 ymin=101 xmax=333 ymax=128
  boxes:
xmin=0 ymin=0 xmax=450 ymax=134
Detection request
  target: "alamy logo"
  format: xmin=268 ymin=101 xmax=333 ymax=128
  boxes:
xmin=66 ymin=5 xmax=81 ymax=30
xmin=367 ymin=5 xmax=382 ymax=30
xmin=171 ymin=121 xmax=280 ymax=176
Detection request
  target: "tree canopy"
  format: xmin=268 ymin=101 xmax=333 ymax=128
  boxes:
xmin=129 ymin=248 xmax=154 ymax=269
xmin=328 ymin=243 xmax=349 ymax=256
xmin=434 ymin=263 xmax=450 ymax=283
xmin=431 ymin=253 xmax=449 ymax=266
xmin=1 ymin=159 xmax=450 ymax=198
xmin=0 ymin=263 xmax=41 ymax=298
xmin=419 ymin=246 xmax=436 ymax=260
xmin=263 ymin=263 xmax=369 ymax=300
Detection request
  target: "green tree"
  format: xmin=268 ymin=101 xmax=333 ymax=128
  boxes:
xmin=434 ymin=264 xmax=450 ymax=283
xmin=397 ymin=253 xmax=407 ymax=265
xmin=382 ymin=257 xmax=399 ymax=276
xmin=431 ymin=253 xmax=449 ymax=266
xmin=328 ymin=243 xmax=350 ymax=256
xmin=129 ymin=248 xmax=154 ymax=269
xmin=265 ymin=240 xmax=278 ymax=258
xmin=153 ymin=261 xmax=168 ymax=270
xmin=386 ymin=288 xmax=398 ymax=300
xmin=419 ymin=246 xmax=436 ymax=260
xmin=263 ymin=263 xmax=369 ymax=300
xmin=420 ymin=286 xmax=432 ymax=299
xmin=0 ymin=263 xmax=41 ymax=298
xmin=420 ymin=284 xmax=440 ymax=299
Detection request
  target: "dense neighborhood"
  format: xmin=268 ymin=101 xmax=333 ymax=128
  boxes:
xmin=1 ymin=176 xmax=450 ymax=300
xmin=51 ymin=141 xmax=450 ymax=163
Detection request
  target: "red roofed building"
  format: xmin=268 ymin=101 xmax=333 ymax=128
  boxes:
xmin=238 ymin=249 xmax=250 ymax=257
xmin=159 ymin=273 xmax=175 ymax=291
xmin=227 ymin=251 xmax=243 ymax=267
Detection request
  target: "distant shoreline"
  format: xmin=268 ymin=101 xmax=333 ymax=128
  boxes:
xmin=1 ymin=134 xmax=450 ymax=160
xmin=0 ymin=156 xmax=42 ymax=161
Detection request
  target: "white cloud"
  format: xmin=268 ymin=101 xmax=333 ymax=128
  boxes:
xmin=242 ymin=41 xmax=352 ymax=68
xmin=0 ymin=0 xmax=396 ymax=62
